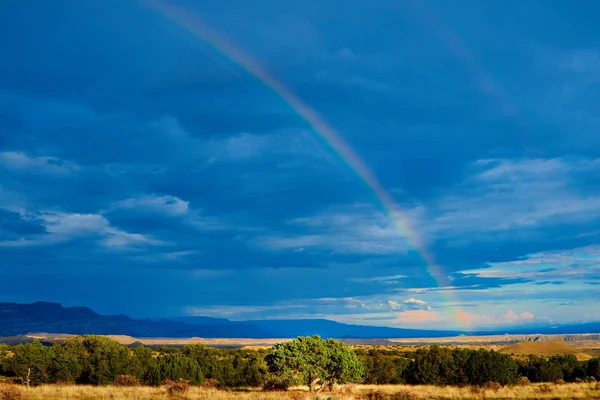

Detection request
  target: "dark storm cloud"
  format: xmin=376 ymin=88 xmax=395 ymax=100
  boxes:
xmin=1 ymin=0 xmax=599 ymax=326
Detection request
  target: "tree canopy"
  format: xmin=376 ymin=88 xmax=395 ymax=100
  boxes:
xmin=265 ymin=335 xmax=363 ymax=392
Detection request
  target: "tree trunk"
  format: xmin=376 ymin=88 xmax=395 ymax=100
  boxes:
xmin=310 ymin=377 xmax=321 ymax=392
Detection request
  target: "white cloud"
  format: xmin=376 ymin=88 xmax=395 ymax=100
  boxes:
xmin=387 ymin=300 xmax=400 ymax=310
xmin=423 ymin=158 xmax=600 ymax=239
xmin=184 ymin=304 xmax=305 ymax=318
xmin=42 ymin=213 xmax=109 ymax=235
xmin=101 ymin=228 xmax=163 ymax=249
xmin=0 ymin=152 xmax=79 ymax=175
xmin=0 ymin=210 xmax=162 ymax=250
xmin=458 ymin=244 xmax=600 ymax=286
xmin=404 ymin=298 xmax=427 ymax=306
xmin=254 ymin=157 xmax=600 ymax=256
xmin=206 ymin=130 xmax=321 ymax=164
xmin=351 ymin=274 xmax=407 ymax=283
xmin=113 ymin=194 xmax=190 ymax=216
xmin=402 ymin=298 xmax=433 ymax=311
xmin=110 ymin=194 xmax=224 ymax=230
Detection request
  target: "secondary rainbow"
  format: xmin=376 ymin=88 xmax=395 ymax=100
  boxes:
xmin=144 ymin=0 xmax=464 ymax=328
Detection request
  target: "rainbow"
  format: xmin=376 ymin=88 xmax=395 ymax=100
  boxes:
xmin=404 ymin=0 xmax=517 ymax=117
xmin=144 ymin=0 xmax=466 ymax=329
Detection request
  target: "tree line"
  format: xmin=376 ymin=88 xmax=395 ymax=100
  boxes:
xmin=1 ymin=336 xmax=599 ymax=391
xmin=358 ymin=345 xmax=599 ymax=385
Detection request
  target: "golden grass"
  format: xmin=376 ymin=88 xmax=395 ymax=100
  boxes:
xmin=346 ymin=382 xmax=600 ymax=399
xmin=500 ymin=340 xmax=579 ymax=355
xmin=5 ymin=382 xmax=597 ymax=400
xmin=498 ymin=340 xmax=594 ymax=361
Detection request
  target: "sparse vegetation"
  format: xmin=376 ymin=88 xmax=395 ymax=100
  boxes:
xmin=1 ymin=335 xmax=600 ymax=400
xmin=162 ymin=378 xmax=190 ymax=396
xmin=112 ymin=374 xmax=141 ymax=386
xmin=0 ymin=384 xmax=28 ymax=400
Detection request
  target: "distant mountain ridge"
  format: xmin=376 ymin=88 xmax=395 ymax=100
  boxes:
xmin=0 ymin=301 xmax=461 ymax=338
xmin=1 ymin=302 xmax=599 ymax=339
xmin=0 ymin=302 xmax=267 ymax=338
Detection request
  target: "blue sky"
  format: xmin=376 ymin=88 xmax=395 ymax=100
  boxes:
xmin=1 ymin=0 xmax=599 ymax=330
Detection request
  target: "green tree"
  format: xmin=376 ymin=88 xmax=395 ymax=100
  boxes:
xmin=360 ymin=349 xmax=407 ymax=384
xmin=406 ymin=345 xmax=454 ymax=385
xmin=63 ymin=336 xmax=132 ymax=385
xmin=521 ymin=355 xmax=563 ymax=382
xmin=49 ymin=343 xmax=82 ymax=383
xmin=466 ymin=349 xmax=518 ymax=385
xmin=0 ymin=343 xmax=10 ymax=376
xmin=265 ymin=335 xmax=363 ymax=392
xmin=130 ymin=345 xmax=159 ymax=385
xmin=181 ymin=344 xmax=222 ymax=382
xmin=449 ymin=348 xmax=471 ymax=385
xmin=238 ymin=351 xmax=268 ymax=387
xmin=157 ymin=354 xmax=204 ymax=385
xmin=4 ymin=340 xmax=53 ymax=385
xmin=549 ymin=354 xmax=584 ymax=382
xmin=586 ymin=357 xmax=600 ymax=380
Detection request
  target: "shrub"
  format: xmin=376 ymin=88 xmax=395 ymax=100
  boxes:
xmin=362 ymin=391 xmax=387 ymax=400
xmin=537 ymin=384 xmax=553 ymax=394
xmin=0 ymin=385 xmax=28 ymax=400
xmin=200 ymin=378 xmax=220 ymax=389
xmin=360 ymin=391 xmax=418 ymax=400
xmin=390 ymin=390 xmax=419 ymax=400
xmin=517 ymin=376 xmax=530 ymax=385
xmin=483 ymin=381 xmax=502 ymax=391
xmin=468 ymin=385 xmax=482 ymax=395
xmin=112 ymin=374 xmax=141 ymax=386
xmin=262 ymin=379 xmax=289 ymax=391
xmin=162 ymin=378 xmax=190 ymax=396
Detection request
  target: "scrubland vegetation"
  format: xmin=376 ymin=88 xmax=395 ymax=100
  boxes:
xmin=0 ymin=335 xmax=599 ymax=399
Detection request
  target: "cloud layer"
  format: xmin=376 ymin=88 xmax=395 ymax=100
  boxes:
xmin=0 ymin=0 xmax=599 ymax=326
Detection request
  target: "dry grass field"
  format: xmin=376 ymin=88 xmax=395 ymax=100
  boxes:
xmin=498 ymin=340 xmax=594 ymax=360
xmin=1 ymin=382 xmax=598 ymax=400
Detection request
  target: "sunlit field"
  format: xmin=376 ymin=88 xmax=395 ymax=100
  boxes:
xmin=1 ymin=382 xmax=597 ymax=400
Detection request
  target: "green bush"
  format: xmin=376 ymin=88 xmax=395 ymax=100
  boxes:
xmin=112 ymin=374 xmax=142 ymax=386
